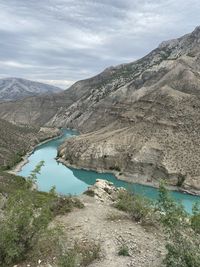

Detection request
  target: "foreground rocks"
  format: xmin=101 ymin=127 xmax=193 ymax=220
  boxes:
xmin=84 ymin=179 xmax=126 ymax=202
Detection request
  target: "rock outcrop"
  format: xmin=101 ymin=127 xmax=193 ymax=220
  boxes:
xmin=84 ymin=179 xmax=125 ymax=203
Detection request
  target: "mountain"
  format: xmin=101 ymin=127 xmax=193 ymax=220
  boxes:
xmin=0 ymin=77 xmax=62 ymax=102
xmin=1 ymin=27 xmax=200 ymax=192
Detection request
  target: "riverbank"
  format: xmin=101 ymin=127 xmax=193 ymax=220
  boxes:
xmin=8 ymin=127 xmax=62 ymax=175
xmin=58 ymin=158 xmax=200 ymax=197
xmin=8 ymin=127 xmax=200 ymax=198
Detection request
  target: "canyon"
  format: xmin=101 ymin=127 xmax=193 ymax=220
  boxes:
xmin=1 ymin=27 xmax=200 ymax=192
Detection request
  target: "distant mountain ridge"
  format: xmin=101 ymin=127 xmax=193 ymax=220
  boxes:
xmin=0 ymin=77 xmax=62 ymax=101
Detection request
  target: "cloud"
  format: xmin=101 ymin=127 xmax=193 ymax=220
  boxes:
xmin=0 ymin=0 xmax=199 ymax=89
xmin=0 ymin=60 xmax=35 ymax=69
xmin=36 ymin=79 xmax=74 ymax=88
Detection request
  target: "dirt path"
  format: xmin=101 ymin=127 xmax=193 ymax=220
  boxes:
xmin=57 ymin=184 xmax=166 ymax=267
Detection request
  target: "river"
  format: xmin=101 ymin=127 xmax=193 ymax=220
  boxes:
xmin=18 ymin=129 xmax=200 ymax=213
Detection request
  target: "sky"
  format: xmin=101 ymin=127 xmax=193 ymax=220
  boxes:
xmin=0 ymin=0 xmax=200 ymax=89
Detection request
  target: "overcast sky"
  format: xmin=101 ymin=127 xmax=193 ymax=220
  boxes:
xmin=0 ymin=0 xmax=199 ymax=89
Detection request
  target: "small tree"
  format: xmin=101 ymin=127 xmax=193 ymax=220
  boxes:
xmin=157 ymin=181 xmax=188 ymax=230
xmin=157 ymin=181 xmax=200 ymax=267
xmin=0 ymin=161 xmax=53 ymax=267
xmin=191 ymin=202 xmax=200 ymax=234
xmin=26 ymin=160 xmax=45 ymax=188
xmin=115 ymin=190 xmax=154 ymax=224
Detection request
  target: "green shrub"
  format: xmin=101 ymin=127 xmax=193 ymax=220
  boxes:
xmin=115 ymin=190 xmax=134 ymax=213
xmin=176 ymin=174 xmax=186 ymax=187
xmin=157 ymin=181 xmax=188 ymax=230
xmin=0 ymin=162 xmax=84 ymax=267
xmin=84 ymin=188 xmax=95 ymax=197
xmin=28 ymin=227 xmax=63 ymax=265
xmin=58 ymin=240 xmax=100 ymax=267
xmin=0 ymin=171 xmax=26 ymax=195
xmin=51 ymin=196 xmax=84 ymax=216
xmin=106 ymin=211 xmax=126 ymax=221
xmin=164 ymin=231 xmax=200 ymax=267
xmin=58 ymin=250 xmax=77 ymax=267
xmin=0 ymin=190 xmax=52 ymax=267
xmin=76 ymin=241 xmax=100 ymax=266
xmin=130 ymin=194 xmax=154 ymax=223
xmin=109 ymin=166 xmax=121 ymax=172
xmin=157 ymin=181 xmax=200 ymax=267
xmin=115 ymin=190 xmax=154 ymax=224
xmin=118 ymin=245 xmax=130 ymax=256
xmin=191 ymin=202 xmax=200 ymax=234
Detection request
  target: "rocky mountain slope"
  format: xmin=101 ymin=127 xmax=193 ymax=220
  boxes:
xmin=57 ymin=26 xmax=200 ymax=192
xmin=1 ymin=27 xmax=200 ymax=191
xmin=0 ymin=118 xmax=60 ymax=169
xmin=0 ymin=77 xmax=62 ymax=102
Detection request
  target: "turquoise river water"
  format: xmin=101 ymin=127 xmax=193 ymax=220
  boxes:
xmin=19 ymin=129 xmax=200 ymax=213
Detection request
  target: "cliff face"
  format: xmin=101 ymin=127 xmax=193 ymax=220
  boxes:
xmin=1 ymin=27 xmax=200 ymax=190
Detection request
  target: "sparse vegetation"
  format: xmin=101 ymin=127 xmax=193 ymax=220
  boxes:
xmin=0 ymin=119 xmax=60 ymax=170
xmin=176 ymin=174 xmax=186 ymax=187
xmin=58 ymin=240 xmax=100 ymax=267
xmin=118 ymin=244 xmax=130 ymax=256
xmin=84 ymin=188 xmax=95 ymax=197
xmin=0 ymin=171 xmax=26 ymax=195
xmin=114 ymin=181 xmax=200 ymax=266
xmin=187 ymin=52 xmax=196 ymax=57
xmin=0 ymin=189 xmax=52 ymax=266
xmin=58 ymin=249 xmax=77 ymax=267
xmin=109 ymin=166 xmax=121 ymax=172
xmin=0 ymin=162 xmax=84 ymax=267
xmin=157 ymin=182 xmax=200 ymax=267
xmin=115 ymin=190 xmax=155 ymax=224
xmin=0 ymin=118 xmax=39 ymax=169
xmin=106 ymin=211 xmax=127 ymax=221
xmin=191 ymin=202 xmax=200 ymax=234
